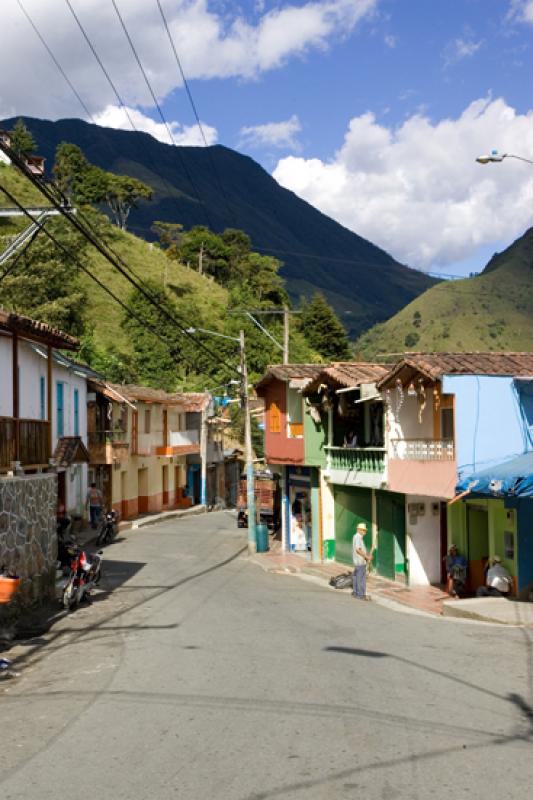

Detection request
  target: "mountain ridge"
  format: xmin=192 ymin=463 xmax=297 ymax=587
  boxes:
xmin=1 ymin=115 xmax=436 ymax=337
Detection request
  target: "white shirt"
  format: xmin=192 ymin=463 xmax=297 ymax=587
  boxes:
xmin=353 ymin=532 xmax=367 ymax=566
xmin=487 ymin=564 xmax=512 ymax=593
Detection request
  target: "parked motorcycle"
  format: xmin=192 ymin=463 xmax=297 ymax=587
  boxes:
xmin=96 ymin=510 xmax=119 ymax=547
xmin=57 ymin=546 xmax=103 ymax=611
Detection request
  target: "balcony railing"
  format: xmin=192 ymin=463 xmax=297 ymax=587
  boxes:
xmin=0 ymin=417 xmax=49 ymax=468
xmin=88 ymin=429 xmax=128 ymax=446
xmin=326 ymin=446 xmax=386 ymax=473
xmin=169 ymin=429 xmax=199 ymax=447
xmin=390 ymin=438 xmax=454 ymax=461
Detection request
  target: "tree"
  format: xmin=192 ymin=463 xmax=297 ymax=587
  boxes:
xmin=10 ymin=119 xmax=36 ymax=156
xmin=105 ymin=175 xmax=153 ymax=230
xmin=299 ymin=292 xmax=351 ymax=361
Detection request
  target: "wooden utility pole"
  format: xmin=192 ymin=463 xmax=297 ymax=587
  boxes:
xmin=240 ymin=329 xmax=257 ymax=554
xmin=283 ymin=305 xmax=289 ymax=364
xmin=198 ymin=242 xmax=204 ymax=275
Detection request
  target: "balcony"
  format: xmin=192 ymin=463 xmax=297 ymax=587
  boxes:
xmin=390 ymin=438 xmax=454 ymax=461
xmin=155 ymin=429 xmax=200 ymax=457
xmin=0 ymin=417 xmax=49 ymax=469
xmin=88 ymin=429 xmax=129 ymax=464
xmin=325 ymin=446 xmax=387 ymax=489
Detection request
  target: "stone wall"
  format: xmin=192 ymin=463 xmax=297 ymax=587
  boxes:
xmin=0 ymin=473 xmax=57 ymax=602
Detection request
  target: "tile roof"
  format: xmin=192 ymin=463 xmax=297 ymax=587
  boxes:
xmin=0 ymin=308 xmax=78 ymax=350
xmin=255 ymin=364 xmax=327 ymax=392
xmin=53 ymin=436 xmax=90 ymax=467
xmin=108 ymin=384 xmax=209 ymax=410
xmin=304 ymin=362 xmax=390 ymax=394
xmin=378 ymin=352 xmax=533 ymax=389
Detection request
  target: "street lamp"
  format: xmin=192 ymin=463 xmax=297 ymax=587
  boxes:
xmin=187 ymin=326 xmax=257 ymax=554
xmin=476 ymin=149 xmax=533 ymax=165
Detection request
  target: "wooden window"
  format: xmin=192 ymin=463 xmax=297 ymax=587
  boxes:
xmin=131 ymin=411 xmax=138 ymax=454
xmin=269 ymin=402 xmax=281 ymax=434
xmin=144 ymin=408 xmax=151 ymax=434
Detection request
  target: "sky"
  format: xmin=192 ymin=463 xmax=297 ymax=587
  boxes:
xmin=2 ymin=0 xmax=533 ymax=276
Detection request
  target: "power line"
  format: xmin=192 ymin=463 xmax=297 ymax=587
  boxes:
xmin=0 ymin=225 xmax=41 ymax=283
xmin=108 ymin=0 xmax=214 ymax=229
xmin=0 ymin=141 xmax=237 ymax=374
xmin=0 ymin=180 xmax=234 ymax=378
xmin=15 ymin=0 xmax=96 ymax=123
xmin=155 ymin=0 xmax=237 ymax=226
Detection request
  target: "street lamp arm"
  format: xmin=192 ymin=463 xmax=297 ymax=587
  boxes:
xmin=505 ymin=153 xmax=533 ymax=165
xmin=186 ymin=326 xmax=240 ymax=343
xmin=245 ymin=311 xmax=284 ymax=351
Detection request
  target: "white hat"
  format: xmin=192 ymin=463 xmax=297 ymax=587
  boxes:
xmin=492 ymin=555 xmax=502 ymax=563
xmin=357 ymin=522 xmax=367 ymax=532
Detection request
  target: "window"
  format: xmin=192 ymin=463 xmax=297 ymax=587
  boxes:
xmin=144 ymin=408 xmax=151 ymax=434
xmin=40 ymin=376 xmax=46 ymax=420
xmin=287 ymin=387 xmax=303 ymax=438
xmin=441 ymin=407 xmax=454 ymax=440
xmin=56 ymin=382 xmax=64 ymax=437
xmin=269 ymin=402 xmax=281 ymax=434
xmin=73 ymin=388 xmax=79 ymax=436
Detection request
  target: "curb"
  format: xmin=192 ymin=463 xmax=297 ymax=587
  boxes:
xmin=130 ymin=505 xmax=207 ymax=529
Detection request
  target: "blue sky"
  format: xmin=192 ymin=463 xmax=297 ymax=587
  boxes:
xmin=2 ymin=0 xmax=533 ymax=276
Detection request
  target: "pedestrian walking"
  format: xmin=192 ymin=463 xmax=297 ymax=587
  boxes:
xmin=352 ymin=522 xmax=372 ymax=600
xmin=86 ymin=482 xmax=103 ymax=529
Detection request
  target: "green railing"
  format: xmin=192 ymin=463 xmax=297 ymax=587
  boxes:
xmin=325 ymin=446 xmax=386 ymax=473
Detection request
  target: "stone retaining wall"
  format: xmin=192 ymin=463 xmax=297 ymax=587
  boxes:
xmin=0 ymin=473 xmax=57 ymax=603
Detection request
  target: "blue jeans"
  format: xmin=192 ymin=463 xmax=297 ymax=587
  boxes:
xmin=89 ymin=505 xmax=102 ymax=528
xmin=353 ymin=564 xmax=366 ymax=598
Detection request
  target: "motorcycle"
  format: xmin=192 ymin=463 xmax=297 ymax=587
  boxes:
xmin=57 ymin=546 xmax=103 ymax=611
xmin=96 ymin=510 xmax=119 ymax=547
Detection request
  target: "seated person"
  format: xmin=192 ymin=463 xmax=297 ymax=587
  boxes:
xmin=445 ymin=544 xmax=467 ymax=597
xmin=343 ymin=430 xmax=358 ymax=448
xmin=476 ymin=556 xmax=513 ymax=597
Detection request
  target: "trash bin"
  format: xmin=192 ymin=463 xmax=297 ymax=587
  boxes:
xmin=256 ymin=523 xmax=269 ymax=553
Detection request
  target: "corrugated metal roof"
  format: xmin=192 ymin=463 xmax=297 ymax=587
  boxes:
xmin=378 ymin=352 xmax=533 ymax=389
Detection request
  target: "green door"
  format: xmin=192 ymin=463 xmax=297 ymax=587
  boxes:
xmin=333 ymin=486 xmax=372 ymax=566
xmin=376 ymin=491 xmax=406 ymax=580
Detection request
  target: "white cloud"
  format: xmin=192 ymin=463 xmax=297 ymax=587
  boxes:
xmin=507 ymin=1 xmax=533 ymax=24
xmin=273 ymin=98 xmax=533 ymax=270
xmin=93 ymin=104 xmax=218 ymax=146
xmin=0 ymin=0 xmax=376 ymax=121
xmin=384 ymin=34 xmax=396 ymax=48
xmin=239 ymin=115 xmax=302 ymax=150
xmin=443 ymin=36 xmax=483 ymax=67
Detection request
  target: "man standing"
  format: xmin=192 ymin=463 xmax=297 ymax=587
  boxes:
xmin=353 ymin=522 xmax=372 ymax=600
xmin=86 ymin=482 xmax=103 ymax=529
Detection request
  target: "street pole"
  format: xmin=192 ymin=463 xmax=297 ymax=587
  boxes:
xmin=240 ymin=329 xmax=257 ymax=554
xmin=283 ymin=305 xmax=289 ymax=365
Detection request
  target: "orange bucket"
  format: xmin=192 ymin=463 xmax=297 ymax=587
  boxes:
xmin=0 ymin=576 xmax=21 ymax=604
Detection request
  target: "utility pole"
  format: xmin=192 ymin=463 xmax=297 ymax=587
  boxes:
xmin=283 ymin=305 xmax=289 ymax=364
xmin=198 ymin=242 xmax=204 ymax=275
xmin=240 ymin=329 xmax=257 ymax=554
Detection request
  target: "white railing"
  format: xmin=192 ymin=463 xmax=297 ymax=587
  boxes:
xmin=390 ymin=438 xmax=454 ymax=461
xmin=170 ymin=429 xmax=199 ymax=447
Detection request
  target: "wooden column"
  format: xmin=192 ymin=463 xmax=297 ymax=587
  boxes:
xmin=47 ymin=344 xmax=53 ymax=459
xmin=12 ymin=332 xmax=19 ymax=461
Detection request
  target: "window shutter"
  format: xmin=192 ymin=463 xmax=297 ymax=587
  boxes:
xmin=270 ymin=402 xmax=281 ymax=434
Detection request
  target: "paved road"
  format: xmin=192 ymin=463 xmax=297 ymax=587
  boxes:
xmin=1 ymin=512 xmax=532 ymax=799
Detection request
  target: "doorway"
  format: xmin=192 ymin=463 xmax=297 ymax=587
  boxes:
xmin=162 ymin=464 xmax=169 ymax=506
xmin=121 ymin=470 xmax=127 ymax=518
xmin=467 ymin=505 xmax=489 ymax=592
xmin=376 ymin=492 xmax=406 ymax=581
xmin=138 ymin=467 xmax=149 ymax=513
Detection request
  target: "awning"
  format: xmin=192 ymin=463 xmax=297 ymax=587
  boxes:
xmin=53 ymin=436 xmax=90 ymax=467
xmin=455 ymin=451 xmax=533 ymax=499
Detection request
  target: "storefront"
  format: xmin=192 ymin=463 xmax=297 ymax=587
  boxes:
xmin=285 ymin=466 xmax=313 ymax=553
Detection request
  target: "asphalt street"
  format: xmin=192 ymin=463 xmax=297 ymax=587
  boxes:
xmin=1 ymin=511 xmax=532 ymax=799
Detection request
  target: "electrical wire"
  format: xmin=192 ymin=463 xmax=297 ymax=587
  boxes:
xmin=155 ymin=0 xmax=237 ymax=226
xmin=108 ymin=0 xmax=214 ymax=229
xmin=0 ymin=142 xmax=238 ymax=374
xmin=15 ymin=0 xmax=96 ymax=124
xmin=0 ymin=225 xmax=41 ymax=283
xmin=0 ymin=181 xmax=233 ymax=378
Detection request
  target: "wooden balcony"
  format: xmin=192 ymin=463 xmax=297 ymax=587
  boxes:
xmin=88 ymin=429 xmax=129 ymax=465
xmin=0 ymin=417 xmax=50 ymax=469
xmin=390 ymin=438 xmax=454 ymax=461
xmin=155 ymin=429 xmax=200 ymax=457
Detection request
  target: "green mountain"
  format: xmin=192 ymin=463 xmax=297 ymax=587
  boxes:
xmin=356 ymin=228 xmax=533 ymax=357
xmin=0 ymin=116 xmax=436 ymax=337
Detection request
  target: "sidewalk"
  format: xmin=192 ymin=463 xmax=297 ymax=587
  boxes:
xmin=74 ymin=504 xmax=207 ymax=548
xmin=250 ymin=548 xmax=450 ymax=617
xmin=442 ymin=596 xmax=533 ymax=627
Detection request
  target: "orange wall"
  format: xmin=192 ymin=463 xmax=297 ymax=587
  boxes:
xmin=262 ymin=379 xmax=304 ymax=465
xmin=388 ymin=459 xmax=457 ymax=499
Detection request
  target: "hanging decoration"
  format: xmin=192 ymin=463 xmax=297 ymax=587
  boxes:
xmin=433 ymin=385 xmax=441 ymax=413
xmin=395 ymin=379 xmax=404 ymax=416
xmin=417 ymin=379 xmax=426 ymax=424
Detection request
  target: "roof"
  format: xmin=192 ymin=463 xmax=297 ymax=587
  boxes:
xmin=304 ymin=362 xmax=390 ymax=394
xmin=255 ymin=364 xmax=326 ymax=392
xmin=378 ymin=352 xmax=533 ymax=389
xmin=456 ymin=451 xmax=533 ymax=499
xmin=108 ymin=384 xmax=210 ymax=410
xmin=53 ymin=436 xmax=90 ymax=467
xmin=30 ymin=344 xmax=103 ymax=379
xmin=0 ymin=308 xmax=78 ymax=351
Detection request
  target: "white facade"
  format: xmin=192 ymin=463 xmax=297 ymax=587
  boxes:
xmin=405 ymin=494 xmax=442 ymax=585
